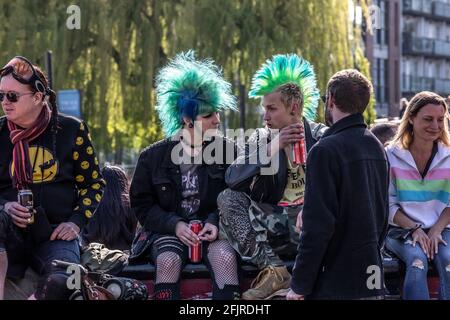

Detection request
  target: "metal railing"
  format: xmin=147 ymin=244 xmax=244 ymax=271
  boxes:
xmin=433 ymin=1 xmax=450 ymax=20
xmin=404 ymin=0 xmax=450 ymax=20
xmin=435 ymin=78 xmax=450 ymax=93
xmin=403 ymin=34 xmax=450 ymax=58
xmin=403 ymin=0 xmax=432 ymax=15
xmin=402 ymin=74 xmax=450 ymax=94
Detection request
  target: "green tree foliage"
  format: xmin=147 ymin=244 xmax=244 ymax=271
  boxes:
xmin=0 ymin=0 xmax=375 ymax=162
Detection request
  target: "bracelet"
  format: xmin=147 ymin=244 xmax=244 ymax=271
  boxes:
xmin=410 ymin=224 xmax=422 ymax=234
xmin=404 ymin=224 xmax=422 ymax=239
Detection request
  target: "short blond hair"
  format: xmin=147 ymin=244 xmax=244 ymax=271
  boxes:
xmin=276 ymin=83 xmax=303 ymax=112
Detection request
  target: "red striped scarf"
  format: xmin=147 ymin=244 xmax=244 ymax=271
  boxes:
xmin=8 ymin=105 xmax=51 ymax=190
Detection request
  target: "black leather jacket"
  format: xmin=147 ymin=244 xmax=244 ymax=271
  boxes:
xmin=130 ymin=136 xmax=236 ymax=235
xmin=225 ymin=118 xmax=327 ymax=204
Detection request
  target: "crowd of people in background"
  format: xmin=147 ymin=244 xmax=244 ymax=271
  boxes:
xmin=0 ymin=52 xmax=449 ymax=301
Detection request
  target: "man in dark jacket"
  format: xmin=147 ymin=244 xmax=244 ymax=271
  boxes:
xmin=287 ymin=69 xmax=389 ymax=300
xmin=218 ymin=54 xmax=327 ymax=300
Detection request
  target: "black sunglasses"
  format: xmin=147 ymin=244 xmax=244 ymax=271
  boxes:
xmin=0 ymin=91 xmax=35 ymax=103
xmin=321 ymin=95 xmax=327 ymax=103
xmin=0 ymin=56 xmax=48 ymax=94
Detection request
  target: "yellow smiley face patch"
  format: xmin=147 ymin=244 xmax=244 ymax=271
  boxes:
xmin=76 ymin=137 xmax=84 ymax=146
xmin=85 ymin=210 xmax=93 ymax=218
xmin=81 ymin=161 xmax=90 ymax=170
xmin=10 ymin=146 xmax=59 ymax=184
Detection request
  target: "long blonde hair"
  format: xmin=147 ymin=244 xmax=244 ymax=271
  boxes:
xmin=392 ymin=91 xmax=450 ymax=149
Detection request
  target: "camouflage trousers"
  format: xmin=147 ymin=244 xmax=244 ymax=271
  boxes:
xmin=218 ymin=189 xmax=301 ymax=269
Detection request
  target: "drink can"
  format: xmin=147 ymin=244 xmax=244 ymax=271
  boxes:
xmin=18 ymin=189 xmax=34 ymax=224
xmin=189 ymin=220 xmax=202 ymax=263
xmin=292 ymin=138 xmax=307 ymax=165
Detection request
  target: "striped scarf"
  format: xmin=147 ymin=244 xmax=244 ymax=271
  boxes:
xmin=8 ymin=105 xmax=51 ymax=190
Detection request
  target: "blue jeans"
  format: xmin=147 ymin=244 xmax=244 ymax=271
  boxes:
xmin=29 ymin=238 xmax=80 ymax=275
xmin=31 ymin=238 xmax=80 ymax=300
xmin=386 ymin=228 xmax=450 ymax=300
xmin=5 ymin=224 xmax=80 ymax=279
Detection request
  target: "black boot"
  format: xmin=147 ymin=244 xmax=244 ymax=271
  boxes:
xmin=153 ymin=282 xmax=180 ymax=300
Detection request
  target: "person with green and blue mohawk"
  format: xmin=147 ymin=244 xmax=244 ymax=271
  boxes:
xmin=218 ymin=54 xmax=327 ymax=300
xmin=129 ymin=51 xmax=240 ymax=300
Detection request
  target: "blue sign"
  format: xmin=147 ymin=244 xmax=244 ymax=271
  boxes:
xmin=57 ymin=89 xmax=81 ymax=119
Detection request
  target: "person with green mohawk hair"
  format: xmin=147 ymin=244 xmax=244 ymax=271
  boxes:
xmin=217 ymin=54 xmax=327 ymax=300
xmin=130 ymin=51 xmax=240 ymax=300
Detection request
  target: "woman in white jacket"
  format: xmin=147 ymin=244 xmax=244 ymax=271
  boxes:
xmin=386 ymin=91 xmax=450 ymax=300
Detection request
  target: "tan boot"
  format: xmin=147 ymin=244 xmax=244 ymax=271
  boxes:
xmin=242 ymin=265 xmax=291 ymax=300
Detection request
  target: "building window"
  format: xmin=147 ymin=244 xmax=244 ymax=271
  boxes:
xmin=373 ymin=58 xmax=389 ymax=104
xmin=374 ymin=0 xmax=388 ymax=46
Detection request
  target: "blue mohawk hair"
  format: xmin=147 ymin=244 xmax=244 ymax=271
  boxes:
xmin=155 ymin=51 xmax=237 ymax=136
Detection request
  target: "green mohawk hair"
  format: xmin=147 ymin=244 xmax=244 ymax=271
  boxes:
xmin=155 ymin=50 xmax=237 ymax=137
xmin=249 ymin=54 xmax=320 ymax=121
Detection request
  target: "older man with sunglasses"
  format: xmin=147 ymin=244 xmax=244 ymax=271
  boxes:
xmin=0 ymin=56 xmax=105 ymax=300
